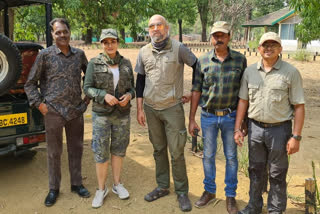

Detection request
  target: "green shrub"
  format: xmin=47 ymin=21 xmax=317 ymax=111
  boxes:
xmin=293 ymin=49 xmax=312 ymax=61
xmin=248 ymin=40 xmax=259 ymax=50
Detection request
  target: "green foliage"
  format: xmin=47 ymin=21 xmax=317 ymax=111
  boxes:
xmin=247 ymin=28 xmax=264 ymax=49
xmin=253 ymin=0 xmax=287 ymax=18
xmin=292 ymin=49 xmax=312 ymax=62
xmin=289 ymin=0 xmax=320 ymax=43
xmin=14 ymin=5 xmax=46 ymax=41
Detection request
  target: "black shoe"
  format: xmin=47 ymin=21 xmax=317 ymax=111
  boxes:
xmin=238 ymin=205 xmax=261 ymax=214
xmin=71 ymin=184 xmax=90 ymax=198
xmin=44 ymin=189 xmax=59 ymax=207
xmin=177 ymin=193 xmax=192 ymax=212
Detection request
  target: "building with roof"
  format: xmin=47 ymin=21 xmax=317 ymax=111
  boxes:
xmin=242 ymin=7 xmax=320 ymax=52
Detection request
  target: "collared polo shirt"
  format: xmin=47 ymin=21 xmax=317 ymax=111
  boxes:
xmin=192 ymin=48 xmax=247 ymax=110
xmin=238 ymin=57 xmax=305 ymax=123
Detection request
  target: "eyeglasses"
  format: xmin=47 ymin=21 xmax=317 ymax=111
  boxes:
xmin=102 ymin=40 xmax=117 ymax=46
xmin=148 ymin=23 xmax=164 ymax=31
xmin=261 ymin=43 xmax=280 ymax=49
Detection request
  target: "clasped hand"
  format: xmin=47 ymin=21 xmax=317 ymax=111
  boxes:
xmin=104 ymin=93 xmax=131 ymax=107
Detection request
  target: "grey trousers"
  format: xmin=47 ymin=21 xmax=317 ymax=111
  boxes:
xmin=44 ymin=111 xmax=84 ymax=190
xmin=144 ymin=103 xmax=189 ymax=194
xmin=247 ymin=119 xmax=292 ymax=214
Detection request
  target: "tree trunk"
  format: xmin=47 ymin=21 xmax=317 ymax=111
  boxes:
xmin=201 ymin=21 xmax=207 ymax=42
xmin=244 ymin=8 xmax=252 ymax=42
xmin=85 ymin=28 xmax=92 ymax=44
xmin=120 ymin=28 xmax=125 ymax=42
xmin=178 ymin=19 xmax=182 ymax=42
xmin=198 ymin=0 xmax=209 ymax=42
xmin=9 ymin=9 xmax=14 ymax=40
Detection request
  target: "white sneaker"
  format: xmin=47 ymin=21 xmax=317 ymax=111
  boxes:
xmin=112 ymin=183 xmax=129 ymax=199
xmin=92 ymin=188 xmax=109 ymax=208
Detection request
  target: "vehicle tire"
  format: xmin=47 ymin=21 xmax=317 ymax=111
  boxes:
xmin=0 ymin=34 xmax=22 ymax=96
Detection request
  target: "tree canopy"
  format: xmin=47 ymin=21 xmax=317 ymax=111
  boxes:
xmin=289 ymin=0 xmax=320 ymax=43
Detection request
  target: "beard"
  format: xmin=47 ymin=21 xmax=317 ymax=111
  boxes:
xmin=151 ymin=34 xmax=165 ymax=42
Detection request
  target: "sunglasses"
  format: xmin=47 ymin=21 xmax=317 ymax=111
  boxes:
xmin=148 ymin=23 xmax=164 ymax=31
xmin=261 ymin=43 xmax=280 ymax=49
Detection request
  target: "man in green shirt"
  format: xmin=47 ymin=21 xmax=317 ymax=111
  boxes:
xmin=189 ymin=21 xmax=247 ymax=214
xmin=234 ymin=32 xmax=305 ymax=214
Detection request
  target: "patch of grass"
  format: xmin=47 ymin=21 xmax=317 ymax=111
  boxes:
xmin=293 ymin=49 xmax=312 ymax=61
xmin=238 ymin=139 xmax=249 ymax=177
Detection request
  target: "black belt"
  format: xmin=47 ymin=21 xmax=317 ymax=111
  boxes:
xmin=251 ymin=119 xmax=290 ymax=128
xmin=202 ymin=107 xmax=235 ymax=116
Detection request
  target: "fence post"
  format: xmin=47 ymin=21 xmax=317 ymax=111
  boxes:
xmin=305 ymin=178 xmax=317 ymax=214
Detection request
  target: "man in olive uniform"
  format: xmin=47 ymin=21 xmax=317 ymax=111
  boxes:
xmin=234 ymin=32 xmax=305 ymax=214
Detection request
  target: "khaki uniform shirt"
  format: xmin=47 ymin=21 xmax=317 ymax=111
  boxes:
xmin=238 ymin=58 xmax=305 ymax=123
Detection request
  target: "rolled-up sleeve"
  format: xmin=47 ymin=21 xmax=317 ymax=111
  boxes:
xmin=191 ymin=61 xmax=204 ymax=92
xmin=134 ymin=50 xmax=145 ymax=75
xmin=238 ymin=70 xmax=249 ymax=100
xmin=289 ymin=68 xmax=305 ymax=105
xmin=179 ymin=44 xmax=197 ymax=67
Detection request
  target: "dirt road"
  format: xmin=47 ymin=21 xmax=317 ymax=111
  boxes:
xmin=1 ymin=48 xmax=319 ymax=214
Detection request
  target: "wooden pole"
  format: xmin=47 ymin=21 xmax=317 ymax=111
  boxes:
xmin=305 ymin=178 xmax=317 ymax=214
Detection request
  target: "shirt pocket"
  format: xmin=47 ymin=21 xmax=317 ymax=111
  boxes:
xmin=203 ymin=67 xmax=217 ymax=85
xmin=162 ymin=58 xmax=177 ymax=84
xmin=93 ymin=68 xmax=113 ymax=89
xmin=227 ymin=68 xmax=241 ymax=86
xmin=248 ymin=84 xmax=259 ymax=101
xmin=269 ymin=80 xmax=288 ymax=102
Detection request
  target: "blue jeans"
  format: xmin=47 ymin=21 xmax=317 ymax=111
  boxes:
xmin=201 ymin=109 xmax=238 ymax=197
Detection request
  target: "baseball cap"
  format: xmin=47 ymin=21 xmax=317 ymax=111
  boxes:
xmin=259 ymin=32 xmax=281 ymax=46
xmin=210 ymin=21 xmax=230 ymax=35
xmin=100 ymin=28 xmax=118 ymax=42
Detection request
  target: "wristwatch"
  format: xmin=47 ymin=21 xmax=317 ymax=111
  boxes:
xmin=291 ymin=134 xmax=302 ymax=141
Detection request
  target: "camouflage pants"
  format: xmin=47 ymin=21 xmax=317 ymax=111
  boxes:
xmin=91 ymin=112 xmax=130 ymax=163
xmin=247 ymin=119 xmax=292 ymax=214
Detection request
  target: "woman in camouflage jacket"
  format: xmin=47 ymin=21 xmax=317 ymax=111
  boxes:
xmin=83 ymin=28 xmax=135 ymax=208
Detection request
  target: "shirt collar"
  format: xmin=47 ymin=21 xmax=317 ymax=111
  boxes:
xmin=53 ymin=45 xmax=76 ymax=56
xmin=211 ymin=47 xmax=232 ymax=61
xmin=257 ymin=56 xmax=282 ymax=71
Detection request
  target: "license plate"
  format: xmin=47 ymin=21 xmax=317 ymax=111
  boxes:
xmin=0 ymin=113 xmax=28 ymax=128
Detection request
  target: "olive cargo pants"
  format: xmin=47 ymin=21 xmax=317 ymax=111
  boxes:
xmin=144 ymin=103 xmax=189 ymax=194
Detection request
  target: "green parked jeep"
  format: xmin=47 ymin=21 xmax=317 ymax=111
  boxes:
xmin=0 ymin=0 xmax=52 ymax=156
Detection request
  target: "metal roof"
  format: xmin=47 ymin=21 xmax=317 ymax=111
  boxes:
xmin=0 ymin=0 xmax=51 ymax=10
xmin=242 ymin=7 xmax=295 ymax=27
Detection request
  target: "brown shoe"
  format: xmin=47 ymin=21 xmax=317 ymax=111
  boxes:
xmin=226 ymin=197 xmax=238 ymax=214
xmin=194 ymin=191 xmax=216 ymax=208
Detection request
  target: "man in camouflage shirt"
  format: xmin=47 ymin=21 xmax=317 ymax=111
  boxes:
xmin=189 ymin=21 xmax=247 ymax=214
xmin=24 ymin=18 xmax=90 ymax=207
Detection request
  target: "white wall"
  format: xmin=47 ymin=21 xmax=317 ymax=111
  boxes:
xmin=282 ymin=40 xmax=298 ymax=51
xmin=306 ymin=40 xmax=320 ymax=52
xmin=281 ymin=39 xmax=320 ymax=52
